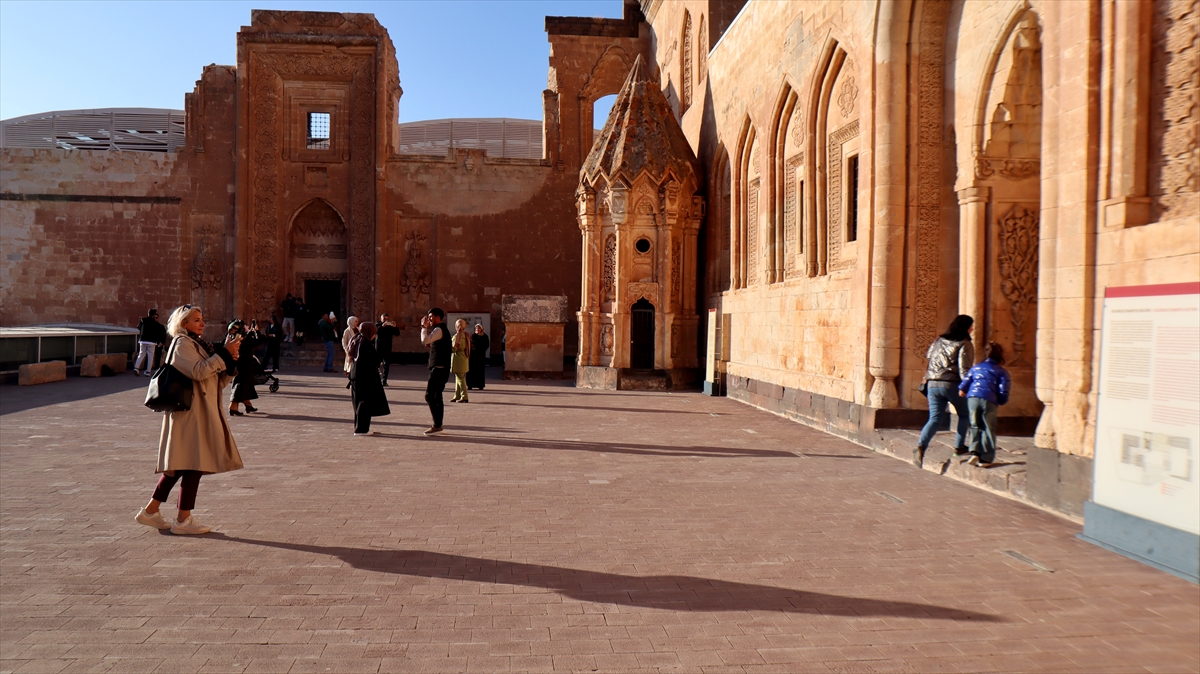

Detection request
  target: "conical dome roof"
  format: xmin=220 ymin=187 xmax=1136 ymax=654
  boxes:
xmin=582 ymin=55 xmax=701 ymax=188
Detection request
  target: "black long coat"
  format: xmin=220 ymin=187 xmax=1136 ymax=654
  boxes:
xmin=467 ymin=333 xmax=489 ymax=389
xmin=230 ymin=333 xmax=260 ymax=403
xmin=349 ymin=341 xmax=391 ymax=419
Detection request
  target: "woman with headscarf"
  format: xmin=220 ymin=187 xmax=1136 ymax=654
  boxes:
xmin=342 ymin=315 xmax=360 ymax=375
xmin=227 ymin=319 xmax=260 ymax=416
xmin=450 ymin=319 xmax=472 ymax=403
xmin=348 ymin=321 xmax=390 ymax=435
xmin=467 ymin=324 xmax=489 ymax=391
xmin=135 ymin=304 xmax=242 ymax=535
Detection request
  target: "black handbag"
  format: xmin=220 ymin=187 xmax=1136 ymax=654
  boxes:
xmin=918 ymin=377 xmax=929 ymax=396
xmin=145 ymin=337 xmax=194 ymax=412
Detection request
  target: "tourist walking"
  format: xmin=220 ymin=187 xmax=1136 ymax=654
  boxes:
xmin=914 ymin=314 xmax=975 ymax=468
xmin=376 ymin=313 xmax=400 ymax=386
xmin=467 ymin=324 xmax=489 ymax=390
xmin=318 ymin=312 xmax=338 ymax=372
xmin=135 ymin=304 xmax=243 ymax=535
xmin=134 ymin=308 xmax=166 ymax=376
xmin=959 ymin=343 xmax=1011 ymax=466
xmin=281 ymin=294 xmax=297 ymax=342
xmin=228 ymin=320 xmax=260 ymax=416
xmin=421 ymin=308 xmax=451 ymax=435
xmin=342 ymin=315 xmax=360 ymax=375
xmin=264 ymin=316 xmax=281 ymax=371
xmin=348 ymin=321 xmax=390 ymax=435
xmin=451 ymin=319 xmax=471 ymax=403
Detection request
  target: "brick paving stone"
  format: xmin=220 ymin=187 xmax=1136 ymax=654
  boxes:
xmin=2 ymin=368 xmax=1198 ymax=673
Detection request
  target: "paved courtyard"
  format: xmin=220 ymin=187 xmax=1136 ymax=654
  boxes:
xmin=2 ymin=366 xmax=1198 ymax=673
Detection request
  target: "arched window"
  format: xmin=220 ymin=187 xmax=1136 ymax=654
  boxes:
xmin=681 ymin=10 xmax=694 ymax=113
xmin=771 ymin=85 xmax=802 ymax=282
xmin=733 ymin=119 xmax=758 ymax=289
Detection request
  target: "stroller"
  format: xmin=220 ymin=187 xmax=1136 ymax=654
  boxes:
xmin=251 ymin=355 xmax=280 ymax=393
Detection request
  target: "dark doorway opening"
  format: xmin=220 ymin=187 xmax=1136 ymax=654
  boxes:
xmin=630 ymin=299 xmax=655 ymax=370
xmin=304 ymin=280 xmax=343 ymax=333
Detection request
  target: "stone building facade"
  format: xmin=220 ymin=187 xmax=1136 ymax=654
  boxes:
xmin=638 ymin=0 xmax=1198 ymax=515
xmin=2 ymin=1 xmax=1197 ymax=517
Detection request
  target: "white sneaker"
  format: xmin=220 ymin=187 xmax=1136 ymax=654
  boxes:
xmin=353 ymin=431 xmax=376 ymax=436
xmin=170 ymin=515 xmax=212 ymax=535
xmin=423 ymin=426 xmax=444 ymax=435
xmin=135 ymin=508 xmax=171 ymax=530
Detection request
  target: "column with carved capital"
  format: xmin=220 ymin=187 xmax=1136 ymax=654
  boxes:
xmin=957 ymin=186 xmax=990 ymax=335
xmin=576 ymin=185 xmax=599 ymax=367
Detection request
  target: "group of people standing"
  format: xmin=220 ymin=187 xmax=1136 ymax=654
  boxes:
xmin=915 ymin=314 xmax=1012 ymax=469
xmin=343 ymin=308 xmax=489 ymax=437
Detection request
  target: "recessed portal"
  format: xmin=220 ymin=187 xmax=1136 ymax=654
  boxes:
xmin=630 ymin=298 xmax=655 ymax=370
xmin=305 ymin=279 xmax=342 ymax=327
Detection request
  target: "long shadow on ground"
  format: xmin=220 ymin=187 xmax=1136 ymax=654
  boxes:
xmin=413 ymin=431 xmax=797 ymax=458
xmin=207 ymin=534 xmax=1001 ymax=621
xmin=0 ymin=374 xmax=144 ymax=416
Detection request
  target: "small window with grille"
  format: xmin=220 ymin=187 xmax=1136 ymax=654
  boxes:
xmin=307 ymin=112 xmax=331 ymax=150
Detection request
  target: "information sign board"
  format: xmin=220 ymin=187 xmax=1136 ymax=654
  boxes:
xmin=1093 ymin=283 xmax=1200 ymax=536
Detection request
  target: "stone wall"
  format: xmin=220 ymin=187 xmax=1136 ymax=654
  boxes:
xmin=382 ymin=150 xmax=579 ymax=355
xmin=0 ymin=149 xmax=188 ymax=328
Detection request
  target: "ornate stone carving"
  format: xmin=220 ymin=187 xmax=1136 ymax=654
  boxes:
xmin=248 ymin=49 xmax=375 ymax=319
xmin=191 ymin=218 xmax=222 ymax=291
xmin=790 ymin=108 xmax=805 ymax=148
xmin=697 ymin=14 xmax=707 ymax=83
xmin=913 ymin=0 xmax=951 ymax=349
xmin=600 ymin=324 xmax=614 ymax=356
xmin=784 ymin=153 xmax=803 ymax=276
xmin=975 ymin=156 xmax=1040 ymax=181
xmin=602 ymin=234 xmax=616 ymax=301
xmin=997 ymin=204 xmax=1039 ymax=364
xmin=400 ymin=230 xmax=430 ymax=298
xmin=627 ymin=282 xmax=659 ymax=303
xmin=747 ymin=179 xmax=760 ymax=285
xmin=827 ymin=120 xmax=860 ymax=271
xmin=1148 ymin=0 xmax=1199 ymax=221
xmin=837 ymin=67 xmax=859 ymax=117
xmin=681 ymin=11 xmax=693 ymax=112
xmin=293 ymin=243 xmax=347 ymax=259
xmin=671 ymin=239 xmax=683 ymax=299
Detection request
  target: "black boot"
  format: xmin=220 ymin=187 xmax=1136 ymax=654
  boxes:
xmin=913 ymin=447 xmax=925 ymax=468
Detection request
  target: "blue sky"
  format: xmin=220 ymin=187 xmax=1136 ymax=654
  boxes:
xmin=0 ymin=0 xmax=623 ymax=123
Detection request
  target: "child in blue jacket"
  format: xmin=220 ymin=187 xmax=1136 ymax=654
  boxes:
xmin=958 ymin=342 xmax=1011 ymax=465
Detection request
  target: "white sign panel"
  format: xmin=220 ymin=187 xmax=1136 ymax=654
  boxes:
xmin=1093 ymin=283 xmax=1200 ymax=536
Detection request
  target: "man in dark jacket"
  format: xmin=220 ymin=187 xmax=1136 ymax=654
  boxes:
xmin=318 ymin=312 xmax=338 ymax=372
xmin=281 ymin=294 xmax=297 ymax=342
xmin=375 ymin=313 xmax=400 ymax=386
xmin=264 ymin=316 xmax=282 ymax=371
xmin=420 ymin=308 xmax=450 ymax=435
xmin=134 ymin=308 xmax=166 ymax=376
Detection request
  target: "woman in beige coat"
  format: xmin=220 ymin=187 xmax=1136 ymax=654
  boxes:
xmin=135 ymin=305 xmax=243 ymax=535
xmin=342 ymin=315 xmax=360 ymax=375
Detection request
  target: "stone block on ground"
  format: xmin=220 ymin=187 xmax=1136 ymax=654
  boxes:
xmin=80 ymin=353 xmax=128 ymax=377
xmin=18 ymin=361 xmax=66 ymax=386
xmin=501 ymin=295 xmax=570 ymax=324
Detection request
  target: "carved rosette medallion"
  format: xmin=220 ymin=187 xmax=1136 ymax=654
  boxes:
xmin=837 ymin=67 xmax=859 ymax=118
xmin=997 ymin=204 xmax=1039 ymax=364
xmin=790 ymin=108 xmax=805 ymax=147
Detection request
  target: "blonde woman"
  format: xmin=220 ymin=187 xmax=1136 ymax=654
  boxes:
xmin=450 ymin=318 xmax=472 ymax=403
xmin=342 ymin=315 xmax=360 ymax=375
xmin=135 ymin=305 xmax=243 ymax=535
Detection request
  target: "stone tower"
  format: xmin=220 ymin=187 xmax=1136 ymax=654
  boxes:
xmin=575 ymin=55 xmax=704 ymax=390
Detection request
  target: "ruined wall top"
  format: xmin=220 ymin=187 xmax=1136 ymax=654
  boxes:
xmin=581 ymin=54 xmax=700 ymax=189
xmin=241 ymin=10 xmax=393 ymax=42
xmin=502 ymin=295 xmax=571 ymax=323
